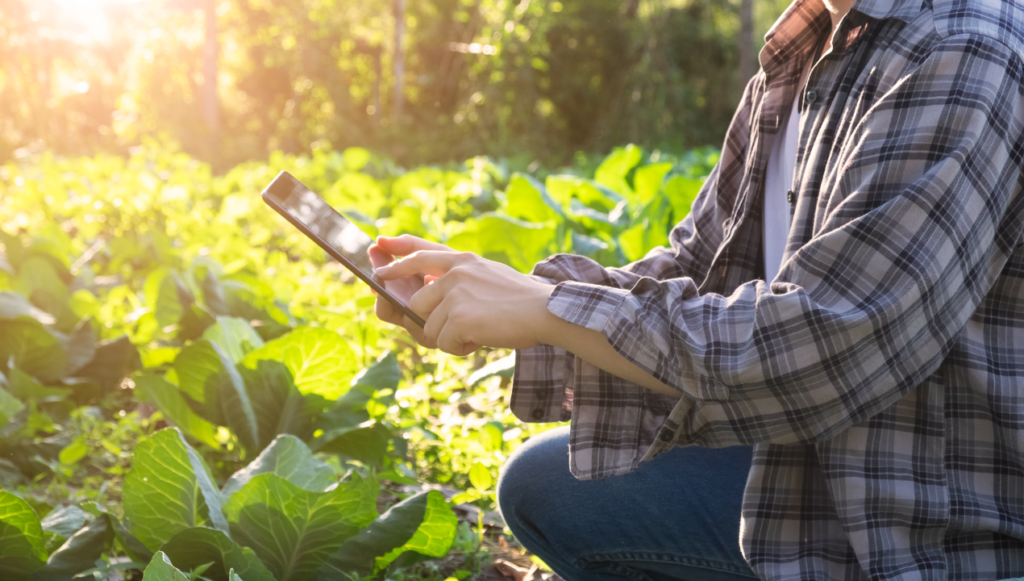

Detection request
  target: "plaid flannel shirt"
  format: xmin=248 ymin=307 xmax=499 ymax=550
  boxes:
xmin=510 ymin=0 xmax=1024 ymax=579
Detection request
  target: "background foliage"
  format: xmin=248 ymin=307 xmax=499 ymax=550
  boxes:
xmin=1 ymin=0 xmax=787 ymax=168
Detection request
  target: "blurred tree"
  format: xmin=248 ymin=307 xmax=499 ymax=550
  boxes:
xmin=0 ymin=0 xmax=791 ymax=168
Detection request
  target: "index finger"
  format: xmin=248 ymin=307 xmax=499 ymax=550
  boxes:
xmin=376 ymin=235 xmax=453 ymax=257
xmin=376 ymin=250 xmax=468 ymax=280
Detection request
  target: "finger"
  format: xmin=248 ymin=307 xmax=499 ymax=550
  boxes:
xmin=435 ymin=306 xmax=478 ymax=356
xmin=422 ymin=295 xmax=452 ymax=347
xmin=368 ymin=244 xmax=395 ymax=270
xmin=376 ymin=250 xmax=469 ymax=280
xmin=408 ymin=277 xmax=448 ymax=318
xmin=376 ymin=234 xmax=452 ymax=256
xmin=374 ymin=294 xmax=403 ymax=326
xmin=424 ymin=274 xmax=439 ymax=285
xmin=402 ymin=314 xmax=437 ymax=349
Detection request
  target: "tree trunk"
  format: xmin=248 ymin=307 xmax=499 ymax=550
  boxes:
xmin=202 ymin=0 xmax=219 ymax=135
xmin=393 ymin=0 xmax=406 ymax=124
xmin=738 ymin=0 xmax=755 ymax=91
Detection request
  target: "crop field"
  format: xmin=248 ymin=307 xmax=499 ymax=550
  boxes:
xmin=0 ymin=143 xmax=716 ymax=580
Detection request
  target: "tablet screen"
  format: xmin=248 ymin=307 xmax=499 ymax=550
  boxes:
xmin=266 ymin=177 xmax=376 ymax=278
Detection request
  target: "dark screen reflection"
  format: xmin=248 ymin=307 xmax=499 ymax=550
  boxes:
xmin=276 ymin=180 xmax=375 ymax=276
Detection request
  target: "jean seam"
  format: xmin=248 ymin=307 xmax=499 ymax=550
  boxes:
xmin=575 ymin=551 xmax=758 ymax=578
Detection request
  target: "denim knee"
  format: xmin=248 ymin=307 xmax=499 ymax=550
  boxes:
xmin=496 ymin=426 xmax=571 ymax=535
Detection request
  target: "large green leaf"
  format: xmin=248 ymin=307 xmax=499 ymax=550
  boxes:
xmin=174 ymin=340 xmax=225 ymax=410
xmin=223 ymin=474 xmax=378 ymax=581
xmin=14 ymin=255 xmax=69 ymax=323
xmin=38 ymin=513 xmax=114 ymax=579
xmin=312 ymin=423 xmax=390 ymax=466
xmin=633 ymin=162 xmax=673 ymax=204
xmin=221 ymin=434 xmax=336 ymax=498
xmin=160 ymin=527 xmax=276 ymax=581
xmin=174 ymin=340 xmax=260 ymax=452
xmin=504 ymin=174 xmax=563 ymax=223
xmin=594 ymin=144 xmax=642 ymax=197
xmin=320 ymin=490 xmax=457 ymax=576
xmin=351 ymin=351 xmax=401 ymax=391
xmin=0 ymin=490 xmax=47 ymax=577
xmin=142 ymin=552 xmax=189 ymax=581
xmin=203 ymin=317 xmax=265 ymax=364
xmin=238 ymin=361 xmax=314 ymax=449
xmin=135 ymin=375 xmax=221 ymax=449
xmin=40 ymin=505 xmax=88 ymax=542
xmin=123 ymin=428 xmax=228 ymax=552
xmin=664 ymin=175 xmax=702 ymax=222
xmin=0 ymin=319 xmax=67 ymax=382
xmin=0 ymin=292 xmax=55 ymax=324
xmin=446 ymin=214 xmax=557 ymax=273
xmin=242 ymin=327 xmax=357 ymax=400
xmin=76 ymin=336 xmax=141 ymax=392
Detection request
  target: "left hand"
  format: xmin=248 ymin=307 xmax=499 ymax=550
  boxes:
xmin=374 ymin=250 xmax=555 ymax=356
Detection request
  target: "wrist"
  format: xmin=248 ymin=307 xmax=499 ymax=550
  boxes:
xmin=527 ymin=281 xmax=558 ymax=347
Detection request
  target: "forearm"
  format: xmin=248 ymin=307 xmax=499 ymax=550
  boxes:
xmin=536 ymin=305 xmax=678 ymax=398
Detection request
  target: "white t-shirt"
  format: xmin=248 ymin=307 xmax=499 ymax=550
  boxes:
xmin=762 ymin=86 xmax=802 ymax=282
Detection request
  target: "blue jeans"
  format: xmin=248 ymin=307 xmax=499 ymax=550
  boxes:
xmin=496 ymin=426 xmax=757 ymax=581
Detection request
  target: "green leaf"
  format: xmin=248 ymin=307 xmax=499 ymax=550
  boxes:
xmin=0 ymin=490 xmax=46 ymax=577
xmin=160 ymin=527 xmax=276 ymax=581
xmin=594 ymin=144 xmax=642 ymax=198
xmin=0 ymin=386 xmax=25 ymax=430
xmin=469 ymin=462 xmax=493 ymax=491
xmin=58 ymin=436 xmax=89 ymax=465
xmin=144 ymin=268 xmax=189 ymax=329
xmin=633 ymin=162 xmax=673 ymax=204
xmin=352 ymin=351 xmax=401 ymax=391
xmin=221 ymin=435 xmax=336 ymax=498
xmin=203 ymin=317 xmax=264 ymax=365
xmin=40 ymin=505 xmax=88 ymax=542
xmin=664 ymin=175 xmax=702 ymax=222
xmin=62 ymin=322 xmax=96 ymax=376
xmin=173 ymin=340 xmax=260 ymax=452
xmin=76 ymin=336 xmax=141 ymax=392
xmin=14 ymin=255 xmax=69 ymax=323
xmin=240 ymin=360 xmax=316 ymax=446
xmin=174 ymin=340 xmax=225 ymax=409
xmin=504 ymin=174 xmax=563 ymax=223
xmin=39 ymin=513 xmax=114 ymax=579
xmin=7 ymin=368 xmax=70 ymax=402
xmin=312 ymin=423 xmax=389 ymax=466
xmin=321 ymin=490 xmax=457 ymax=576
xmin=0 ymin=292 xmax=55 ymax=325
xmin=0 ymin=319 xmax=67 ymax=382
xmin=223 ymin=473 xmax=379 ymax=581
xmin=135 ymin=375 xmax=221 ymax=449
xmin=142 ymin=552 xmax=190 ymax=581
xmin=242 ymin=327 xmax=357 ymax=400
xmin=124 ymin=428 xmax=228 ymax=552
xmin=446 ymin=214 xmax=557 ymax=273
xmin=467 ymin=354 xmax=516 ymax=386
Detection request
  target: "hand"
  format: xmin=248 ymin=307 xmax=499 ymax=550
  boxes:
xmin=375 ymin=245 xmax=556 ymax=356
xmin=368 ymin=235 xmax=452 ymax=348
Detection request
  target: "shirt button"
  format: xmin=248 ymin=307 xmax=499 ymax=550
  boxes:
xmin=659 ymin=429 xmax=674 ymax=443
xmin=806 ymin=89 xmax=818 ymax=104
xmin=787 ymin=190 xmax=796 ymax=203
xmin=531 ymin=408 xmax=544 ymax=420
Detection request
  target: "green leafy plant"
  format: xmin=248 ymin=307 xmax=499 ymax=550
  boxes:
xmin=122 ymin=429 xmax=458 ymax=581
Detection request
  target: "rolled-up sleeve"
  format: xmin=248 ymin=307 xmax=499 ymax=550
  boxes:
xmin=510 ymin=164 xmax=727 ymax=431
xmin=545 ymin=35 xmax=1024 ymax=479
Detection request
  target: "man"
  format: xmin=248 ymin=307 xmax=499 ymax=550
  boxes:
xmin=370 ymin=0 xmax=1024 ymax=577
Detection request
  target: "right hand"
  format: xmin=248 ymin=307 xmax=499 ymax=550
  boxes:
xmin=368 ymin=234 xmax=456 ymax=348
